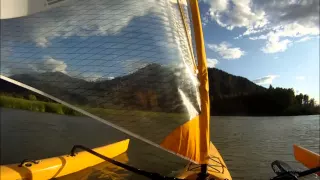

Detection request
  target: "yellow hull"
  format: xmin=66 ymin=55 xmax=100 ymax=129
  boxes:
xmin=177 ymin=142 xmax=232 ymax=180
xmin=0 ymin=139 xmax=130 ymax=180
xmin=293 ymin=144 xmax=320 ymax=176
xmin=0 ymin=139 xmax=231 ymax=180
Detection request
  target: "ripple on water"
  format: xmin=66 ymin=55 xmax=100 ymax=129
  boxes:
xmin=1 ymin=109 xmax=319 ymax=179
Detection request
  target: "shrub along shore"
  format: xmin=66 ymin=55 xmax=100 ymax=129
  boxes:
xmin=0 ymin=95 xmax=80 ymax=116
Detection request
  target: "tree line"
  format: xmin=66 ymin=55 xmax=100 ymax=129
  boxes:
xmin=210 ymin=85 xmax=320 ymax=116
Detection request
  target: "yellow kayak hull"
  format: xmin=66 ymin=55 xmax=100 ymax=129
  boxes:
xmin=1 ymin=139 xmax=231 ymax=180
xmin=177 ymin=141 xmax=232 ymax=180
xmin=0 ymin=139 xmax=130 ymax=180
xmin=293 ymin=144 xmax=320 ymax=175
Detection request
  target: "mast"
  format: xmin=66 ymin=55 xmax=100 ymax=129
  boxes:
xmin=189 ymin=0 xmax=210 ymax=175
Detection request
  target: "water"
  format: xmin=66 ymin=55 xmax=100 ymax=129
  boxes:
xmin=1 ymin=108 xmax=319 ymax=179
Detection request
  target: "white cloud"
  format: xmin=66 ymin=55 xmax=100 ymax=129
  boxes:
xmin=1 ymin=0 xmax=158 ymax=48
xmin=296 ymin=36 xmax=312 ymax=43
xmin=1 ymin=57 xmax=68 ymax=75
xmin=202 ymin=14 xmax=209 ymax=26
xmin=80 ymin=73 xmax=103 ymax=82
xmin=1 ymin=56 xmax=109 ymax=82
xmin=296 ymin=76 xmax=305 ymax=80
xmin=253 ymin=75 xmax=279 ymax=85
xmin=94 ymin=76 xmax=115 ymax=81
xmin=207 ymin=58 xmax=219 ymax=67
xmin=35 ymin=37 xmax=51 ymax=48
xmin=201 ymin=0 xmax=320 ymax=53
xmin=122 ymin=59 xmax=149 ymax=74
xmin=202 ymin=0 xmax=228 ymax=13
xmin=207 ymin=42 xmax=245 ymax=59
xmin=201 ymin=0 xmax=267 ymax=30
xmin=33 ymin=57 xmax=68 ymax=74
xmin=261 ymin=37 xmax=292 ymax=53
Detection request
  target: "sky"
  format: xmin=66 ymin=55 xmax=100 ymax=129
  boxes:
xmin=199 ymin=0 xmax=319 ymax=102
xmin=0 ymin=0 xmax=319 ymax=102
xmin=1 ymin=0 xmax=194 ymax=80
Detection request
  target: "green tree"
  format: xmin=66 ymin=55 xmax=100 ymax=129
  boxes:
xmin=28 ymin=94 xmax=37 ymax=101
xmin=309 ymin=98 xmax=315 ymax=107
xmin=268 ymin=85 xmax=274 ymax=90
xmin=303 ymin=94 xmax=309 ymax=105
xmin=295 ymin=93 xmax=303 ymax=105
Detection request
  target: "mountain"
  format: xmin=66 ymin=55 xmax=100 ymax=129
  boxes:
xmin=1 ymin=65 xmax=267 ymax=114
xmin=2 ymin=72 xmax=89 ymax=104
xmin=208 ymin=68 xmax=266 ymax=99
xmin=1 ymin=64 xmax=200 ymax=113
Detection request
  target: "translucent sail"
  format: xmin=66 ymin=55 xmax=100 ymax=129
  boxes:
xmin=0 ymin=0 xmax=208 ymax=163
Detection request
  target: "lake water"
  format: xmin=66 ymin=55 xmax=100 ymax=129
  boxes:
xmin=1 ymin=108 xmax=319 ymax=179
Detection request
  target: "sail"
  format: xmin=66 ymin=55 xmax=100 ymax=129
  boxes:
xmin=161 ymin=0 xmax=210 ymax=164
xmin=0 ymin=0 xmax=209 ymax=163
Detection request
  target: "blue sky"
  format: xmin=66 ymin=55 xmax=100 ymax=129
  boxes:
xmin=1 ymin=0 xmax=193 ymax=80
xmin=0 ymin=0 xmax=319 ymax=102
xmin=199 ymin=0 xmax=319 ymax=102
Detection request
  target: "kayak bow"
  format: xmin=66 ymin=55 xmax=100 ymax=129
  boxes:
xmin=0 ymin=139 xmax=129 ymax=180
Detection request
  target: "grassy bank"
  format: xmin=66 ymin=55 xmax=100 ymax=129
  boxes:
xmin=0 ymin=95 xmax=186 ymax=120
xmin=0 ymin=96 xmax=80 ymax=116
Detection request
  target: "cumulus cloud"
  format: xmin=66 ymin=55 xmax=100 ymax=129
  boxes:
xmin=253 ymin=75 xmax=279 ymax=85
xmin=1 ymin=0 xmax=195 ymax=83
xmin=32 ymin=57 xmax=68 ymax=74
xmin=84 ymin=75 xmax=114 ymax=82
xmin=79 ymin=72 xmax=103 ymax=82
xmin=2 ymin=56 xmax=106 ymax=82
xmin=207 ymin=58 xmax=219 ymax=67
xmin=201 ymin=0 xmax=267 ymax=30
xmin=296 ymin=76 xmax=305 ymax=80
xmin=207 ymin=42 xmax=245 ymax=59
xmin=202 ymin=13 xmax=210 ymax=26
xmin=1 ymin=0 xmax=158 ymax=48
xmin=296 ymin=36 xmax=312 ymax=43
xmin=1 ymin=57 xmax=68 ymax=76
xmin=261 ymin=37 xmax=292 ymax=53
xmin=201 ymin=0 xmax=320 ymax=53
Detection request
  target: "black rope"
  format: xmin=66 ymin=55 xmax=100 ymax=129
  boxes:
xmin=297 ymin=166 xmax=320 ymax=177
xmin=70 ymin=145 xmax=182 ymax=180
xmin=271 ymin=165 xmax=320 ymax=179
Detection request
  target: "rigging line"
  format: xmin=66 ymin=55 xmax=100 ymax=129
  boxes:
xmin=0 ymin=75 xmax=198 ymax=164
xmin=177 ymin=0 xmax=197 ymax=73
xmin=70 ymin=145 xmax=182 ymax=180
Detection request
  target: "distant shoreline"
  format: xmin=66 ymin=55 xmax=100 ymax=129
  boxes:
xmin=0 ymin=95 xmax=80 ymax=116
xmin=1 ymin=95 xmax=319 ymax=117
xmin=0 ymin=95 xmax=186 ymax=119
